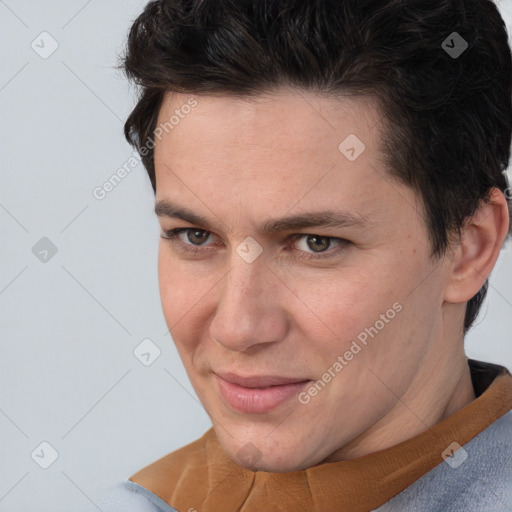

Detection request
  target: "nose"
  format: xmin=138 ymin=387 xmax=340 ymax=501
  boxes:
xmin=209 ymin=256 xmax=289 ymax=353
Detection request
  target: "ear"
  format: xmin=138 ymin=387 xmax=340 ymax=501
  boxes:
xmin=444 ymin=187 xmax=510 ymax=304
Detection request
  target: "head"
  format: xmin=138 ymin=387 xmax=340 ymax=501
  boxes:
xmin=123 ymin=0 xmax=512 ymax=471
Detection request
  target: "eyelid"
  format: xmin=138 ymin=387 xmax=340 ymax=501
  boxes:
xmin=160 ymin=227 xmax=350 ymax=259
xmin=290 ymin=233 xmax=345 ymax=252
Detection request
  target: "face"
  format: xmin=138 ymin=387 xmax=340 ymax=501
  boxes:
xmin=154 ymin=88 xmax=454 ymax=472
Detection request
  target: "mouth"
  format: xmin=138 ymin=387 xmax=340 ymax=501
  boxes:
xmin=215 ymin=372 xmax=311 ymax=414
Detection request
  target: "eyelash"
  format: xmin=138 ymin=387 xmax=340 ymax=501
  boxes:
xmin=160 ymin=228 xmax=350 ymax=260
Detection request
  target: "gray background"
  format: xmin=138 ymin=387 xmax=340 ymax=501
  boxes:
xmin=0 ymin=1 xmax=511 ymax=510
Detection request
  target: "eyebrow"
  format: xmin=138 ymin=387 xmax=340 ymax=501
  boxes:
xmin=154 ymin=200 xmax=374 ymax=233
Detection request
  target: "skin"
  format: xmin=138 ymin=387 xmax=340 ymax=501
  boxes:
xmin=153 ymin=87 xmax=510 ymax=472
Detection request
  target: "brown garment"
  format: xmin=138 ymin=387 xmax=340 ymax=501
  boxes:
xmin=130 ymin=359 xmax=512 ymax=512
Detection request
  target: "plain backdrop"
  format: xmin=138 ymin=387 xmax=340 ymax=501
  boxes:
xmin=0 ymin=1 xmax=511 ymax=510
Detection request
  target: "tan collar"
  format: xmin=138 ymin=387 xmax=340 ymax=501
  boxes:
xmin=130 ymin=360 xmax=512 ymax=512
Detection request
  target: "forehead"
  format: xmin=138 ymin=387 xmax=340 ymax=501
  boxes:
xmin=152 ymin=88 xmax=415 ymax=234
xmin=156 ymin=88 xmax=383 ymax=152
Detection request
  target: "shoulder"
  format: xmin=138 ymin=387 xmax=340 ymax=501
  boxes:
xmin=374 ymin=410 xmax=512 ymax=512
xmin=75 ymin=480 xmax=179 ymax=512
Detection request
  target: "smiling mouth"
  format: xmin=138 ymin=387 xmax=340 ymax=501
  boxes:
xmin=214 ymin=372 xmax=311 ymax=414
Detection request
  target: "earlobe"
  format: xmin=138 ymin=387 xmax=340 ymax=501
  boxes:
xmin=444 ymin=187 xmax=510 ymax=304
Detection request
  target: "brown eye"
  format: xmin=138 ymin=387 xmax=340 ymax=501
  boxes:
xmin=160 ymin=228 xmax=214 ymax=249
xmin=292 ymin=234 xmax=349 ymax=259
xmin=186 ymin=229 xmax=210 ymax=245
xmin=305 ymin=235 xmax=331 ymax=252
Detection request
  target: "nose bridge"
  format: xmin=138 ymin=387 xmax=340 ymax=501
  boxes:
xmin=209 ymin=254 xmax=287 ymax=352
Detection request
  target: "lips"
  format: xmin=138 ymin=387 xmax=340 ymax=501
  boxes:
xmin=215 ymin=372 xmax=311 ymax=414
xmin=217 ymin=372 xmax=309 ymax=388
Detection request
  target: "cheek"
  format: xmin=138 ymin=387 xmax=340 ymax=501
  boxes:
xmin=157 ymin=247 xmax=217 ymax=356
xmin=158 ymin=247 xmax=207 ymax=319
xmin=293 ymin=269 xmax=398 ymax=352
xmin=158 ymin=250 xmax=182 ymax=320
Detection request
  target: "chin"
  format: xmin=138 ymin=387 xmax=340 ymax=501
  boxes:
xmin=199 ymin=380 xmax=325 ymax=472
xmin=214 ymin=427 xmax=315 ymax=473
